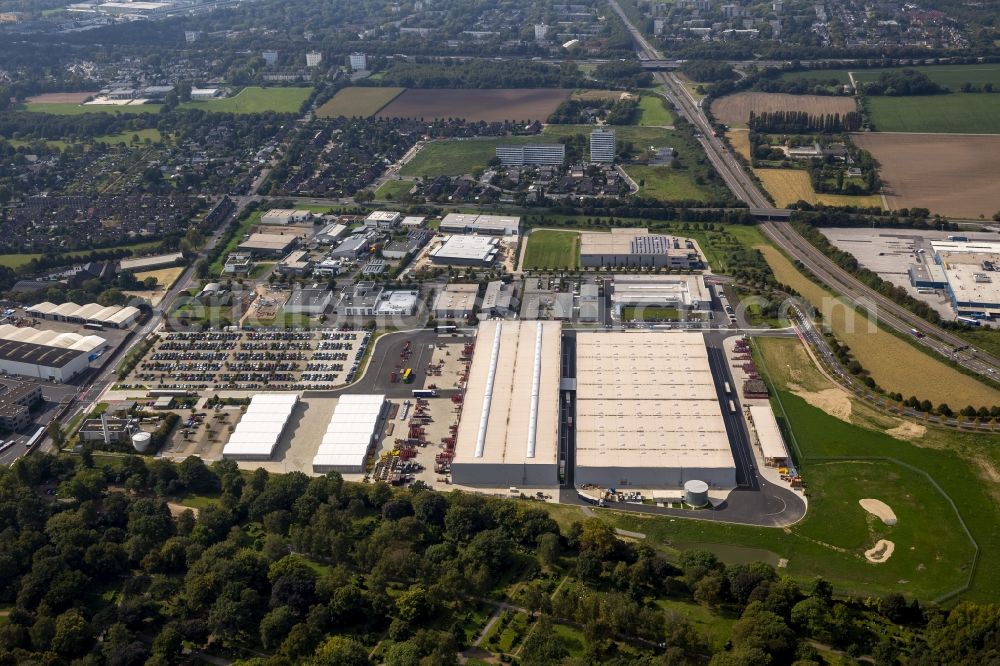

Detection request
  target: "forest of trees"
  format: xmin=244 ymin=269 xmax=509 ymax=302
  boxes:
xmin=0 ymin=453 xmax=997 ymax=665
xmin=862 ymin=70 xmax=948 ymax=96
xmin=374 ymin=60 xmax=587 ymax=90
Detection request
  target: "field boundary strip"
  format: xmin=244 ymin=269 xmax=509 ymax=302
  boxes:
xmin=753 ymin=336 xmax=981 ymax=604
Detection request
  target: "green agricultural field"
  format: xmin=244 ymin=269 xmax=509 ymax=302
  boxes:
xmin=522 ymin=230 xmax=580 ymax=270
xmin=867 ymin=93 xmax=1000 ymax=133
xmin=625 ymin=164 xmax=714 ymax=202
xmin=636 ymin=94 xmax=675 ymax=126
xmin=180 ymin=86 xmax=311 ymax=114
xmin=781 ymin=64 xmax=1000 ymax=89
xmin=316 ymin=87 xmax=405 ymax=118
xmin=19 ymin=102 xmax=162 ymax=115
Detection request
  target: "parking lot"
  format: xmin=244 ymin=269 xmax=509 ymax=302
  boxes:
xmin=124 ymin=328 xmax=372 ymax=391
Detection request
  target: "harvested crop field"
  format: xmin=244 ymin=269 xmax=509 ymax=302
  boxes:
xmin=316 ymin=87 xmax=404 ymax=118
xmin=757 ymin=243 xmax=999 ymax=407
xmin=727 ymin=129 xmax=752 ymax=161
xmin=571 ymin=89 xmax=625 ymax=101
xmin=851 ymin=132 xmax=1000 ymax=219
xmin=376 ymin=88 xmax=571 ymax=122
xmin=755 ymin=169 xmax=884 ymax=209
xmin=711 ymin=92 xmax=857 ymax=126
xmin=27 ymin=92 xmax=95 ymax=104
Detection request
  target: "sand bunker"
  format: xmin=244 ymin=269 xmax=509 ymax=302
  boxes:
xmin=886 ymin=420 xmax=926 ymax=441
xmin=865 ymin=539 xmax=895 ymax=563
xmin=860 ymin=499 xmax=897 ymax=525
xmin=788 ymin=384 xmax=852 ymax=422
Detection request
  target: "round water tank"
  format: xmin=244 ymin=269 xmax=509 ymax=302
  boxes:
xmin=131 ymin=431 xmax=153 ymax=454
xmin=684 ymin=479 xmax=710 ymax=508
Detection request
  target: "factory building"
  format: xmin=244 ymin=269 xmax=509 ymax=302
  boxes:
xmin=26 ymin=302 xmax=139 ymax=329
xmin=118 ymin=252 xmax=183 ymax=272
xmin=283 ymin=287 xmax=333 ymax=315
xmin=238 ymin=233 xmax=298 ymax=257
xmin=928 ymin=240 xmax=1000 ymax=319
xmin=573 ymin=331 xmax=736 ymax=488
xmin=580 ymin=228 xmax=703 ymax=269
xmin=334 ymin=283 xmax=418 ymax=316
xmin=451 ymin=321 xmax=562 ymax=487
xmin=747 ymin=405 xmax=790 ymax=468
xmin=610 ymin=275 xmax=711 ymax=314
xmin=0 ymin=323 xmax=106 ymax=382
xmin=439 ymin=213 xmax=520 ymax=236
xmin=315 ymin=223 xmax=349 ymax=245
xmin=0 ymin=378 xmax=42 ymax=431
xmin=312 ymin=394 xmax=387 ymax=473
xmin=222 ymin=393 xmax=299 ymax=460
xmin=261 ymin=209 xmax=313 ymax=225
xmin=430 ymin=235 xmax=501 ymax=266
xmin=364 ymin=211 xmax=402 ymax=230
xmin=433 ymin=283 xmax=479 ymax=320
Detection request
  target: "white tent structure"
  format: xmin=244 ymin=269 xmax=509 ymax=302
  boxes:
xmin=222 ymin=393 xmax=299 ymax=460
xmin=312 ymin=394 xmax=386 ymax=474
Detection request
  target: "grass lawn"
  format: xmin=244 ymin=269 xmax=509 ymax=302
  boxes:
xmin=625 ymin=164 xmax=714 ymax=202
xmin=179 ymin=86 xmax=312 ymax=114
xmin=867 ymin=93 xmax=1000 ymax=133
xmin=565 ymin=391 xmax=980 ymax=601
xmin=522 ymin=229 xmax=580 ymax=270
xmin=622 ymin=305 xmax=681 ymax=321
xmin=316 ymin=87 xmax=405 ymax=118
xmin=375 ymin=179 xmax=416 ymax=201
xmin=19 ymin=102 xmax=162 ymax=115
xmin=209 ymin=210 xmax=261 ymax=275
xmin=636 ymin=94 xmax=675 ymax=126
xmin=655 ymin=598 xmax=736 ymax=651
xmin=0 ymin=239 xmax=163 ymax=269
xmin=755 ymin=242 xmax=997 ymax=407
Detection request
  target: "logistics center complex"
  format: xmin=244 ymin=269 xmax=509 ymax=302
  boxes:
xmin=451 ymin=323 xmax=743 ymax=491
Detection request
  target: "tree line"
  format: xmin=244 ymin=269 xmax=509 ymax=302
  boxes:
xmin=748 ymin=110 xmax=863 ymax=133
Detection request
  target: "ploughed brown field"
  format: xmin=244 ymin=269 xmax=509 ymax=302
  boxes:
xmin=376 ymin=88 xmax=571 ymax=122
xmin=852 ymin=132 xmax=1000 ymax=219
xmin=711 ymin=92 xmax=857 ymax=125
xmin=26 ymin=92 xmax=96 ymax=103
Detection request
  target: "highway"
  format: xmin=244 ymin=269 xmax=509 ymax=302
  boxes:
xmin=607 ymin=0 xmax=1000 ymax=385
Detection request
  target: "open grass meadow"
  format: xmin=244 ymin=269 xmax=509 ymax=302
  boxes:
xmin=636 ymin=94 xmax=675 ymax=126
xmin=316 ymin=87 xmax=405 ymax=118
xmin=20 ymin=102 xmax=162 ymax=115
xmin=0 ymin=240 xmax=163 ymax=269
xmin=521 ymin=230 xmax=580 ymax=270
xmin=181 ymin=86 xmax=311 ymax=114
xmin=625 ymin=164 xmax=716 ymax=202
xmin=866 ymin=93 xmax=1000 ymax=133
xmin=400 ymin=124 xmax=690 ymax=178
xmin=755 ymin=169 xmax=885 ymax=209
xmin=374 ymin=178 xmax=416 ymax=200
xmin=19 ymin=86 xmax=311 ymax=115
xmin=7 ymin=128 xmax=163 ymax=151
xmin=755 ymin=243 xmax=997 ymax=407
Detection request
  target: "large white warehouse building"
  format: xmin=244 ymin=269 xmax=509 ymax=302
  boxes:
xmin=573 ymin=331 xmax=736 ymax=489
xmin=451 ymin=320 xmax=562 ymax=487
xmin=312 ymin=394 xmax=387 ymax=474
xmin=0 ymin=324 xmax=107 ymax=382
